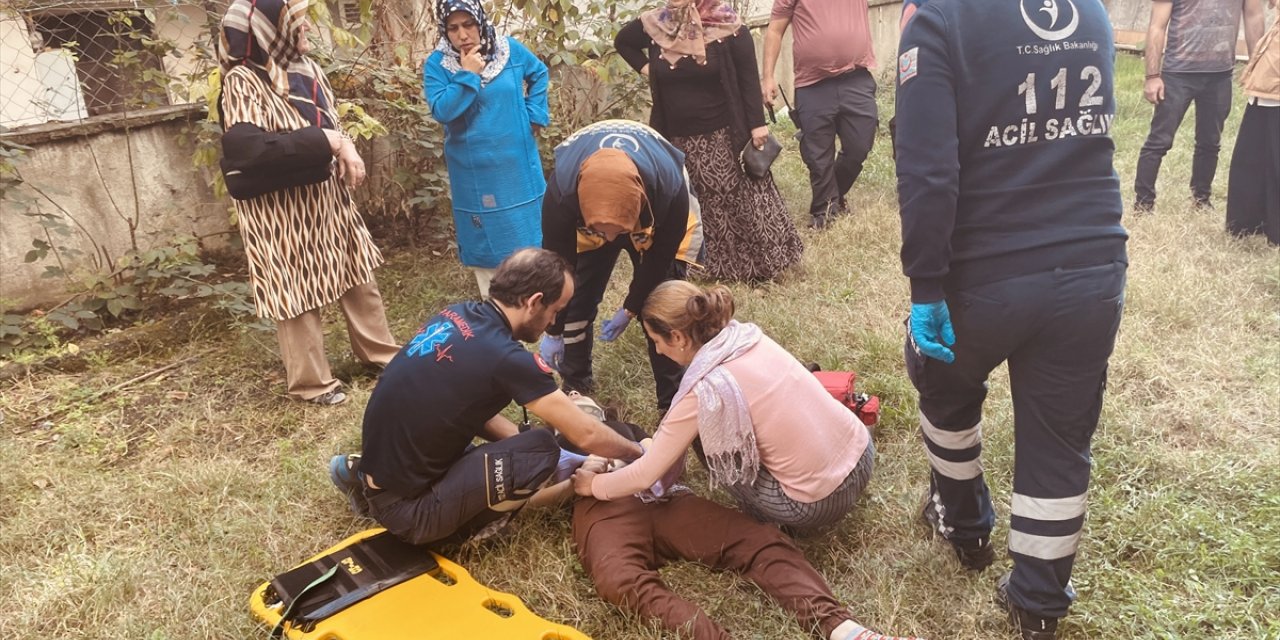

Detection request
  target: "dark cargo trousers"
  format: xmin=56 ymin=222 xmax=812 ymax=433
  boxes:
xmin=906 ymin=260 xmax=1126 ymax=619
xmin=366 ymin=429 xmax=559 ymax=546
xmin=559 ymin=244 xmax=688 ymax=411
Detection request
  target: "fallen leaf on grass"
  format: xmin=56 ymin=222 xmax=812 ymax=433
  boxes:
xmin=32 ymin=477 xmax=51 ymax=489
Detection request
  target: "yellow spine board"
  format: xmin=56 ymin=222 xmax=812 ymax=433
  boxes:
xmin=249 ymin=528 xmax=591 ymax=640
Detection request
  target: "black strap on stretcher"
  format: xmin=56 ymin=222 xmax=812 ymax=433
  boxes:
xmin=264 ymin=531 xmax=439 ymax=637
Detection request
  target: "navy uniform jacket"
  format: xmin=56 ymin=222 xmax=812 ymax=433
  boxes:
xmin=542 ymin=120 xmax=703 ymax=326
xmin=895 ymin=0 xmax=1128 ymax=303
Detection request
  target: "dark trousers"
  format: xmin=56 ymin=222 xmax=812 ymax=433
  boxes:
xmin=366 ymin=429 xmax=558 ymax=546
xmin=1226 ymin=103 xmax=1280 ymax=245
xmin=560 ymin=244 xmax=687 ymax=411
xmin=794 ymin=67 xmax=878 ymax=217
xmin=905 ymin=261 xmax=1126 ymax=619
xmin=573 ymin=493 xmax=852 ymax=640
xmin=1135 ymin=70 xmax=1233 ymax=207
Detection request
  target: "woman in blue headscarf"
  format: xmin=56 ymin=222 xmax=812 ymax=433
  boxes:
xmin=423 ymin=0 xmax=550 ymax=296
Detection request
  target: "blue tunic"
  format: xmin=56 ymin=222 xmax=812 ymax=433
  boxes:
xmin=424 ymin=37 xmax=550 ymax=268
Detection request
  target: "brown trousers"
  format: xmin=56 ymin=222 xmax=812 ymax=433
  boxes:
xmin=274 ymin=279 xmax=399 ymax=400
xmin=572 ymin=493 xmax=851 ymax=640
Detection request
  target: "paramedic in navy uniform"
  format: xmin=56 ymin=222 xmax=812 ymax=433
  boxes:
xmin=895 ymin=0 xmax=1127 ymax=638
xmin=329 ymin=249 xmax=643 ymax=547
xmin=539 ymin=120 xmax=705 ymax=413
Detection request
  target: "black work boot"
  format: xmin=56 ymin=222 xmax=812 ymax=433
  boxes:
xmin=996 ymin=571 xmax=1060 ymax=640
xmin=920 ymin=489 xmax=994 ymax=571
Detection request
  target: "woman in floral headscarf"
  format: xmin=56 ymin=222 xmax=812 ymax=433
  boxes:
xmin=615 ymin=0 xmax=803 ymax=283
xmin=218 ymin=0 xmax=398 ymax=405
xmin=423 ymin=0 xmax=550 ymax=296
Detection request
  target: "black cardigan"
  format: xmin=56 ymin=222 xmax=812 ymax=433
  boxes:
xmin=615 ymin=21 xmax=767 ymax=152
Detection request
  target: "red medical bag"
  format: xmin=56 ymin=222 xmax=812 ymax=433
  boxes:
xmin=812 ymin=370 xmax=881 ymax=427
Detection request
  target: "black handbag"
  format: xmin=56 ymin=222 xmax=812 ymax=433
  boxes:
xmin=220 ymin=122 xmax=333 ymax=200
xmin=739 ymin=102 xmax=783 ymax=179
xmin=216 ymin=94 xmax=333 ymax=200
xmin=740 ymin=132 xmax=783 ymax=179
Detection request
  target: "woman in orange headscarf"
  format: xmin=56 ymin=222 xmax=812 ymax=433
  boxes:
xmin=540 ymin=120 xmax=704 ymax=412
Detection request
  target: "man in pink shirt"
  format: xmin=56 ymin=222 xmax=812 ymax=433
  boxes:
xmin=762 ymin=0 xmax=878 ymax=229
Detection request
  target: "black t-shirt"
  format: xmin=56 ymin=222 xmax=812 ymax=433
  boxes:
xmin=360 ymin=301 xmax=559 ymax=497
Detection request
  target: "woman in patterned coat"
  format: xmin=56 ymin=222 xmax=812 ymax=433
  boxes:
xmin=218 ymin=0 xmax=398 ymax=405
xmin=423 ymin=0 xmax=549 ymax=296
xmin=615 ymin=0 xmax=803 ymax=282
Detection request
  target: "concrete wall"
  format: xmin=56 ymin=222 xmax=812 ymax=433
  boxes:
xmin=0 ymin=109 xmax=229 ymax=308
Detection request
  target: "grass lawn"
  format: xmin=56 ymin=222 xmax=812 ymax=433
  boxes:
xmin=1 ymin=53 xmax=1277 ymax=640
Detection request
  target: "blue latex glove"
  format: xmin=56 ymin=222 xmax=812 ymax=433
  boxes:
xmin=539 ymin=334 xmax=564 ymax=370
xmin=909 ymin=301 xmax=957 ymax=364
xmin=599 ymin=308 xmax=632 ymax=342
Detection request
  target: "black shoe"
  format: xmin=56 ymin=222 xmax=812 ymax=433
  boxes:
xmin=996 ymin=571 xmax=1059 ymax=640
xmin=1133 ymin=200 xmax=1154 ymax=214
xmin=1193 ymin=197 xmax=1215 ymax=211
xmin=920 ymin=490 xmax=995 ymax=571
xmin=809 ymin=200 xmax=840 ymax=230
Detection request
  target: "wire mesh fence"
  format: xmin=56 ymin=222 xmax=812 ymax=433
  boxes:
xmin=0 ymin=1 xmax=229 ymax=130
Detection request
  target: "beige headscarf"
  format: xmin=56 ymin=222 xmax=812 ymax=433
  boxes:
xmin=639 ymin=0 xmax=744 ymax=67
xmin=218 ymin=0 xmax=338 ymax=127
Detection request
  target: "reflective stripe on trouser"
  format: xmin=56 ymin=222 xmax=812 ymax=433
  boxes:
xmin=904 ymin=260 xmax=1126 ymax=619
xmin=557 ymin=243 xmax=687 ymax=410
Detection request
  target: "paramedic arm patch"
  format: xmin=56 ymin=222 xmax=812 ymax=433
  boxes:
xmin=900 ymin=47 xmax=919 ymax=85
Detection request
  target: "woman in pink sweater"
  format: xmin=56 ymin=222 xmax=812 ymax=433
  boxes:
xmin=573 ymin=281 xmax=874 ymax=533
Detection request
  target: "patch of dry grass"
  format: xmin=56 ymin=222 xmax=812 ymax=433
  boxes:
xmin=1 ymin=53 xmax=1277 ymax=639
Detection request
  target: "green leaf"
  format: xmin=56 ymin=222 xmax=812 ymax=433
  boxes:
xmin=106 ymin=299 xmax=125 ymax=317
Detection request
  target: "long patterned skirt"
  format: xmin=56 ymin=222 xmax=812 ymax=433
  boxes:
xmin=669 ymin=127 xmax=803 ymax=282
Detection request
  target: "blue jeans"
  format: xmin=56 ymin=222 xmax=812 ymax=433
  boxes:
xmin=1134 ymin=70 xmax=1233 ymax=207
